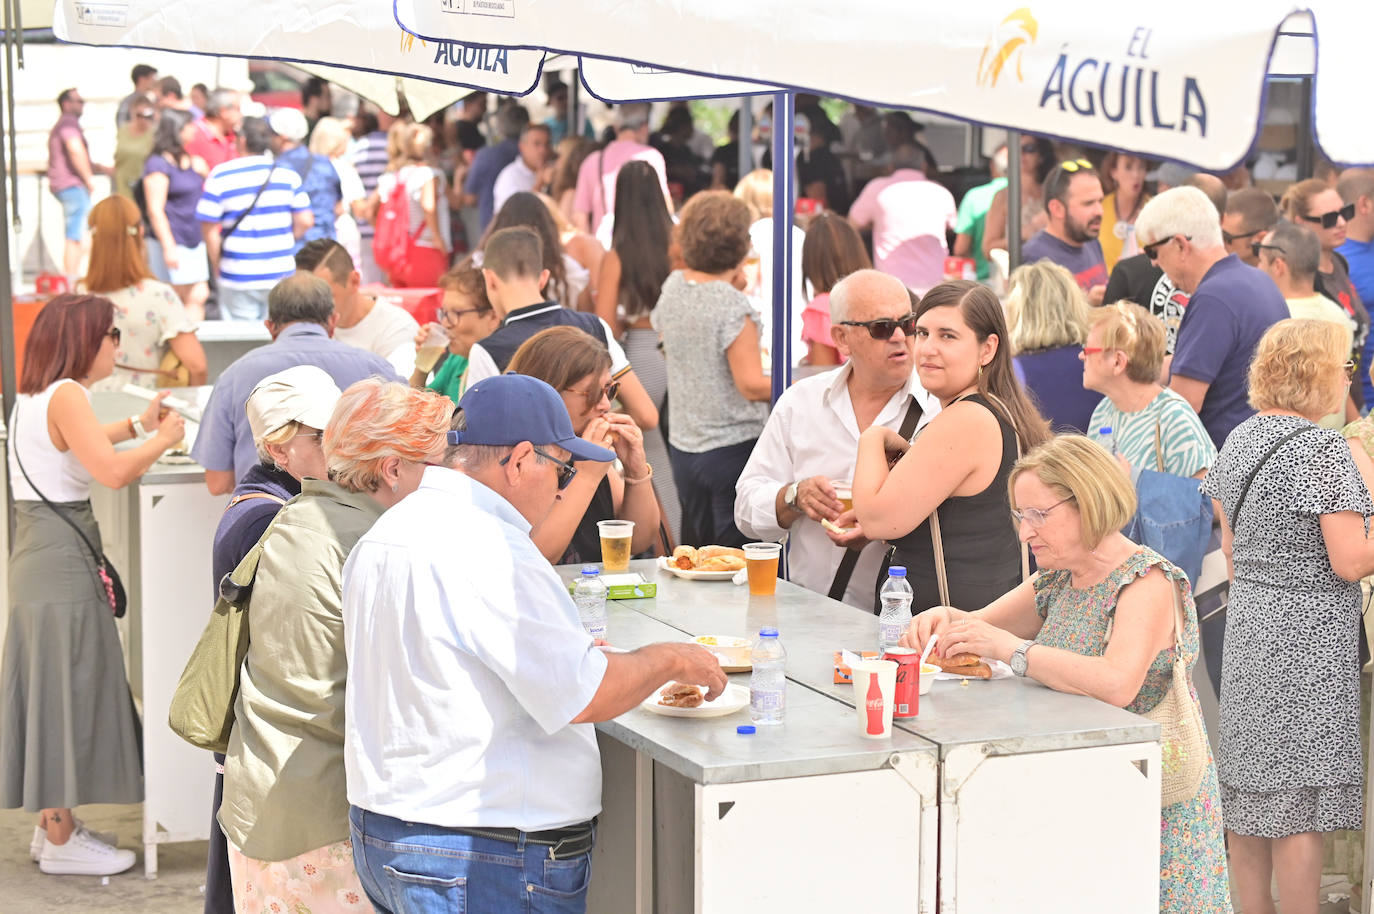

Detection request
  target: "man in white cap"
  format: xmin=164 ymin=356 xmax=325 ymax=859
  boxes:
xmin=268 ymin=106 xmax=340 ymax=253
xmin=343 ymin=374 xmax=725 ymax=912
xmin=202 ymin=363 xmax=341 ymax=914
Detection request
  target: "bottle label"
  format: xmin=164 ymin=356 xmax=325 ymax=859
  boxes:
xmin=879 ymin=621 xmax=904 ymax=645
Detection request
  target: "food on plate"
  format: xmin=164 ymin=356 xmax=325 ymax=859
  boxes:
xmin=670 ymin=545 xmax=746 ymax=572
xmin=658 ymin=682 xmax=704 ymax=708
xmin=931 ymin=652 xmax=993 ymax=679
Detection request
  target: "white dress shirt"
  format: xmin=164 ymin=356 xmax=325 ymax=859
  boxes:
xmin=492 ymin=156 xmax=539 ymax=218
xmin=734 ymin=363 xmax=937 ymax=608
xmin=342 ymin=465 xmax=608 ymax=830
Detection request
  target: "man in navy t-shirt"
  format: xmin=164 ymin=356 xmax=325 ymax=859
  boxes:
xmin=1337 ymin=169 xmax=1374 ymax=405
xmin=1138 ymin=186 xmax=1289 ymax=450
xmin=1021 ymin=159 xmax=1108 ymax=304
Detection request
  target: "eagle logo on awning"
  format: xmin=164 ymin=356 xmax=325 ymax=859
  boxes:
xmin=978 ymin=8 xmax=1039 ymax=88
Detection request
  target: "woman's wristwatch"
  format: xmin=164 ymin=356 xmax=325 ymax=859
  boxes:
xmin=1010 ymin=639 xmax=1036 ymax=677
xmin=129 ymin=415 xmax=149 ymax=439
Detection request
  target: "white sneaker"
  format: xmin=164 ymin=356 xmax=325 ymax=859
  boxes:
xmin=29 ymin=820 xmax=118 ymax=863
xmin=38 ymin=827 xmax=136 ymax=876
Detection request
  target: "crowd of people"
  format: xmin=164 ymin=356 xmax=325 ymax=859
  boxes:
xmin=15 ymin=70 xmax=1374 ymax=914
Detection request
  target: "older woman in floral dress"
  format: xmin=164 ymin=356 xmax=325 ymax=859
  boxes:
xmin=903 ymin=434 xmax=1231 ymax=913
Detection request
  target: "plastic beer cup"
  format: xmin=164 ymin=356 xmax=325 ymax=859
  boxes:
xmin=414 ymin=323 xmax=451 ymax=374
xmin=743 ymin=542 xmax=782 ymax=595
xmin=597 ymin=519 xmax=634 ymax=572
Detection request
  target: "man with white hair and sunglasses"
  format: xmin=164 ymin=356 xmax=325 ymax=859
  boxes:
xmin=734 ymin=269 xmax=937 ymax=608
xmin=1137 ymin=186 xmax=1288 ymax=451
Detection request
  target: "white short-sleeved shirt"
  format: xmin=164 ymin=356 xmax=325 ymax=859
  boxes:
xmin=332 ymin=301 xmax=421 ymax=378
xmin=342 ymin=465 xmax=608 ymax=829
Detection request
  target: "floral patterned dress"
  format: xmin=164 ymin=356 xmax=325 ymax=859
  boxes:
xmin=89 ymin=279 xmax=197 ymax=393
xmin=1034 ymin=547 xmax=1232 ymax=914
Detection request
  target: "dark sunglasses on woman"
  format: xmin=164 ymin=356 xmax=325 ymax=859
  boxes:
xmin=839 ymin=313 xmax=918 ymax=340
xmin=1300 ymin=203 xmax=1355 ymax=229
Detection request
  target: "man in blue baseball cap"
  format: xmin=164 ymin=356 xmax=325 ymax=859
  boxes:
xmin=341 ymin=374 xmax=725 ymax=913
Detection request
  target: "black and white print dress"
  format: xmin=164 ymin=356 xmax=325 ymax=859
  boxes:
xmin=1201 ymin=414 xmax=1372 ymax=837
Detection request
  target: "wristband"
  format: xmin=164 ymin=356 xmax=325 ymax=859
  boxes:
xmin=623 ymin=462 xmax=653 ymax=485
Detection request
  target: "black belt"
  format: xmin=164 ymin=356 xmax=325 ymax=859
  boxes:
xmin=451 ymin=819 xmax=596 ymax=860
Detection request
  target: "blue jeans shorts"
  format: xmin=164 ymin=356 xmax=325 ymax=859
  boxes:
xmin=54 ymin=185 xmax=91 ymax=241
xmin=349 ymin=806 xmax=593 ymax=914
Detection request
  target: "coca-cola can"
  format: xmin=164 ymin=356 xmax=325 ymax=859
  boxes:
xmin=882 ymin=647 xmax=921 ymax=718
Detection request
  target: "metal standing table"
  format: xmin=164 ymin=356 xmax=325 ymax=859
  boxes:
xmin=587 ymin=598 xmax=940 ymax=914
xmin=588 ymin=559 xmax=1163 ymax=914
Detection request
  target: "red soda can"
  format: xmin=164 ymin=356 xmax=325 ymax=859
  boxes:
xmin=882 ymin=647 xmax=921 ymax=718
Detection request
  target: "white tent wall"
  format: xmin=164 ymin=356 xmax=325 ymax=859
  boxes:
xmin=1 ymin=45 xmax=244 ymax=288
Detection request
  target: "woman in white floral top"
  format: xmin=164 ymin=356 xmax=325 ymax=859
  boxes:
xmin=83 ymin=196 xmax=206 ymax=392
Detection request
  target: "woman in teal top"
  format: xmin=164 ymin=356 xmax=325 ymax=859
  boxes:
xmin=1082 ymin=301 xmax=1216 ymax=478
xmin=410 ymin=264 xmax=500 ymax=403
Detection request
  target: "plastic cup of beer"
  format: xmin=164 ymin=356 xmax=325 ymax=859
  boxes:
xmin=831 ymin=480 xmax=853 ymax=514
xmin=743 ymin=542 xmax=782 ymax=596
xmin=597 ymin=520 xmax=634 ymax=572
xmin=414 ymin=324 xmax=450 ymax=374
xmin=850 ymin=659 xmax=898 ymax=739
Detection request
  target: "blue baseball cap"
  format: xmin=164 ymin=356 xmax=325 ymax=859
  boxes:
xmin=448 ymin=375 xmax=616 ymax=463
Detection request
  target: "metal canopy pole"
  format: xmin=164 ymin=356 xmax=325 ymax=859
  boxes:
xmin=769 ymin=91 xmax=794 ymax=403
xmin=737 ymin=98 xmax=752 ymax=186
xmin=569 ymin=66 xmax=580 ymax=142
xmin=1 ymin=0 xmax=21 ymax=423
xmin=1006 ymin=128 xmax=1023 ymax=275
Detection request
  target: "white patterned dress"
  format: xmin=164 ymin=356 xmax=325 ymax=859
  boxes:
xmin=1201 ymin=414 xmax=1372 ymax=837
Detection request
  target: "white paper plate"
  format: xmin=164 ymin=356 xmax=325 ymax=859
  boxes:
xmin=693 ymin=635 xmax=752 ymax=672
xmin=933 ymin=659 xmax=1014 ymax=681
xmin=641 ymin=683 xmax=750 ymax=718
xmin=656 ymin=555 xmax=739 ymax=581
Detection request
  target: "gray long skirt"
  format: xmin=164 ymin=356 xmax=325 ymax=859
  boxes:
xmin=0 ymin=501 xmax=142 ymax=811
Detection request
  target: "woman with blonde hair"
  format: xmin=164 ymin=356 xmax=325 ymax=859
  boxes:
xmin=902 ymin=434 xmax=1232 ymax=913
xmin=1005 ymin=259 xmax=1101 ymax=433
xmin=855 ymin=280 xmax=1051 ymax=612
xmin=1082 ymin=301 xmax=1215 ymax=478
xmin=308 ymin=116 xmax=368 ymax=267
xmin=372 ymin=122 xmax=450 ymax=287
xmin=83 ymin=195 xmax=206 ymax=391
xmin=1202 ymin=318 xmax=1374 ymax=914
xmin=219 ymin=379 xmax=452 ymax=913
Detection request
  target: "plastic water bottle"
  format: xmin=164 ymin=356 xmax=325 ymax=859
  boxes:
xmin=878 ymin=566 xmax=915 ymax=652
xmin=749 ymin=628 xmax=786 ymax=725
xmin=1095 ymin=424 xmax=1116 ymax=455
xmin=572 ymin=566 xmax=608 ymax=640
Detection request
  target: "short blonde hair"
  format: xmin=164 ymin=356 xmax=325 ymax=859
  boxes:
xmin=255 ymin=419 xmax=302 ymax=464
xmin=324 ymin=380 xmax=452 ymax=493
xmin=1006 ymin=260 xmax=1090 ymax=353
xmin=1087 ymin=301 xmax=1166 ymax=384
xmin=733 ymin=169 xmax=773 ymax=222
xmin=1248 ymin=318 xmax=1348 ymax=418
xmin=308 ymin=116 xmax=350 ymax=158
xmin=1009 ymin=435 xmax=1136 ymax=550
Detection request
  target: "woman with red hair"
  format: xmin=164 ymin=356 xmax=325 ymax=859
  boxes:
xmin=217 ymin=379 xmax=451 ymax=912
xmin=1 ymin=293 xmax=185 ymax=875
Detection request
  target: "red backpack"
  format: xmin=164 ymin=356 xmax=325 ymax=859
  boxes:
xmin=373 ymin=173 xmax=422 ymax=279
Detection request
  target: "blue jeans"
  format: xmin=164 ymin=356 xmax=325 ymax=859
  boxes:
xmin=349 ymin=806 xmax=592 ymax=914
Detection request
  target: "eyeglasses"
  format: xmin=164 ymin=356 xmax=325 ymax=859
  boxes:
xmin=1251 ymin=241 xmax=1285 ymax=260
xmin=134 ymin=111 xmax=155 ymax=120
xmin=1020 ymin=142 xmax=1039 ymax=155
xmin=839 ymin=313 xmax=918 ymax=340
xmin=1345 ymin=360 xmax=1358 ymax=381
xmin=1011 ymin=495 xmax=1075 ymax=529
xmin=1079 ymin=346 xmax=1111 ymax=356
xmin=564 ymin=380 xmax=619 ymax=407
xmin=295 ymin=430 xmax=325 ymax=444
xmin=500 ymin=446 xmax=578 ymax=490
xmin=1299 ymin=203 xmax=1355 ymax=229
xmin=105 ymin=327 xmax=122 ymax=345
xmin=1143 ymin=235 xmax=1191 ymax=262
xmin=1222 ymin=227 xmax=1265 ymax=245
xmin=439 ymin=306 xmax=489 ymax=322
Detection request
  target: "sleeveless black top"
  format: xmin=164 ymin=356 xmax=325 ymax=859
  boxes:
xmin=884 ymin=393 xmax=1024 ymax=612
xmin=561 ymin=475 xmax=617 ymax=567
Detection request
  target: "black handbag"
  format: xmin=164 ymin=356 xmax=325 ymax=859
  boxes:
xmin=12 ymin=406 xmax=128 ymax=618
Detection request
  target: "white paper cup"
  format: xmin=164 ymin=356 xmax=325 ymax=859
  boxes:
xmin=850 ymin=659 xmax=898 ymax=739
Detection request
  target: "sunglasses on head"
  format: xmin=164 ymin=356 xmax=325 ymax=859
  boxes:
xmin=1299 ymin=203 xmax=1355 ymax=229
xmin=839 ymin=313 xmax=918 ymax=340
xmin=499 ymin=446 xmax=578 ymax=490
xmin=1057 ymin=158 xmax=1093 ymax=173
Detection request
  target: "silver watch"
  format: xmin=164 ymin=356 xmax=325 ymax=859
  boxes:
xmin=784 ymin=481 xmax=800 ymax=509
xmin=1010 ymin=639 xmax=1035 ymax=677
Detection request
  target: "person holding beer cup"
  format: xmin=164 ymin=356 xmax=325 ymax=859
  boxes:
xmin=507 ymin=325 xmax=660 ymax=565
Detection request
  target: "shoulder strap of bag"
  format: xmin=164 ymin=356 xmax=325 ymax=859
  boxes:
xmin=1104 ymin=566 xmax=1185 ymax=649
xmin=1229 ymin=426 xmax=1314 ymax=531
xmin=828 ymin=396 xmax=925 ymax=601
xmin=222 ymin=163 xmax=276 ymax=242
xmin=1155 ymin=415 xmax=1165 ymax=473
xmin=226 ymin=492 xmax=287 ymax=510
xmin=11 ymin=401 xmax=108 ymax=572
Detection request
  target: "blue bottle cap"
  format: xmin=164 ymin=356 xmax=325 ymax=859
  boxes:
xmin=888 ymin=566 xmax=907 ymax=577
xmin=580 ymin=565 xmax=599 ymax=576
xmin=758 ymin=627 xmax=779 ymax=638
xmin=736 ymin=725 xmax=756 ymax=735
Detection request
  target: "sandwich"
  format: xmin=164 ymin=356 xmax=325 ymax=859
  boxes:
xmin=672 ymin=546 xmax=700 ymax=570
xmin=698 ymin=545 xmax=746 ymax=561
xmin=659 ymin=682 xmax=705 ymax=708
xmin=930 ymin=652 xmax=993 ymax=679
xmin=697 ymin=554 xmax=746 ymax=572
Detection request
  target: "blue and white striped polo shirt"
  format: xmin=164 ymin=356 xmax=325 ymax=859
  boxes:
xmin=196 ymin=155 xmax=310 ymax=289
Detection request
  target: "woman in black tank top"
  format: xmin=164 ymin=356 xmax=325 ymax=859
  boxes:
xmin=853 ymin=281 xmax=1051 ymax=613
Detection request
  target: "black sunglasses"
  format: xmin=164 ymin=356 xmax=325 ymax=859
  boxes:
xmin=1143 ymin=235 xmax=1192 ymax=262
xmin=1222 ymin=227 xmax=1265 ymax=245
xmin=1299 ymin=203 xmax=1355 ymax=229
xmin=500 ymin=446 xmax=578 ymax=490
xmin=1251 ymin=241 xmax=1285 ymax=259
xmin=839 ymin=313 xmax=918 ymax=340
xmin=106 ymin=327 xmax=122 ymax=345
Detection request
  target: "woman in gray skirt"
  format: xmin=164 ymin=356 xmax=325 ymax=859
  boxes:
xmin=2 ymin=293 xmax=185 ymax=875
